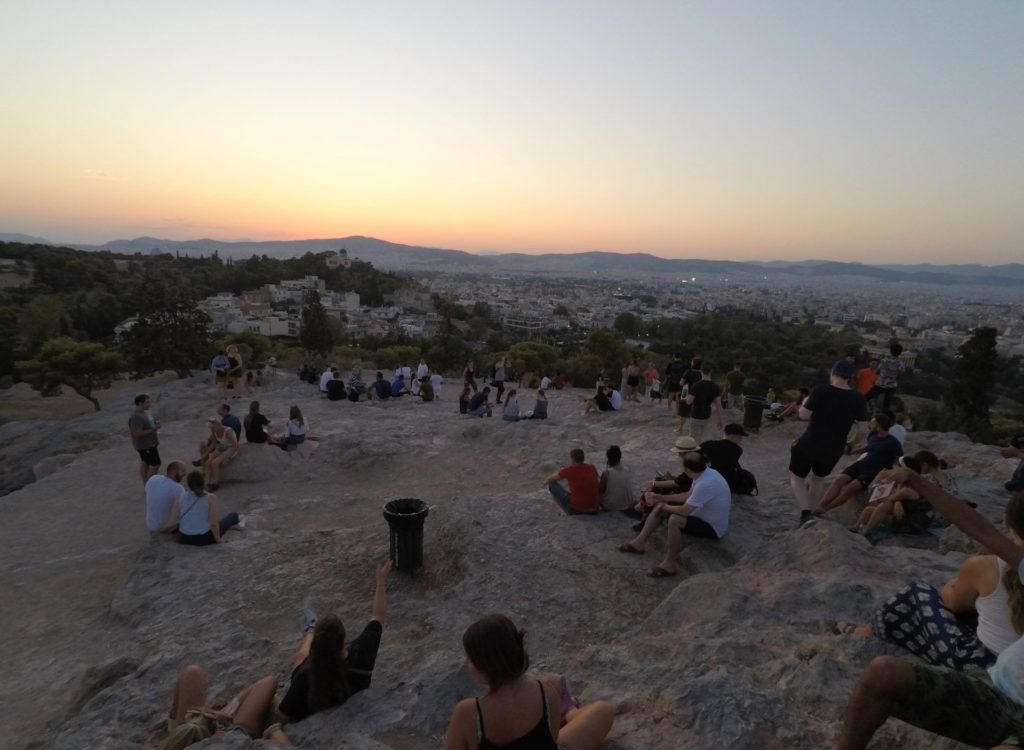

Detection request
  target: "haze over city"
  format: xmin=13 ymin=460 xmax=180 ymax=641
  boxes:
xmin=2 ymin=1 xmax=1022 ymax=264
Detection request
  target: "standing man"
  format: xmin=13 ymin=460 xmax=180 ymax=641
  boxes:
xmin=319 ymin=365 xmax=335 ymax=395
xmin=676 ymin=356 xmax=703 ymax=434
xmin=210 ymin=350 xmax=230 ymax=400
xmin=543 ymin=448 xmax=600 ymax=515
xmin=685 ymin=364 xmax=724 ymax=443
xmin=789 ymin=360 xmax=869 ymax=527
xmin=429 ymin=370 xmax=444 ymax=399
xmin=871 ymin=343 xmax=906 ymax=412
xmin=129 ymin=394 xmax=161 ymax=485
xmin=416 ymin=358 xmax=429 ymax=380
xmin=722 ymin=363 xmax=746 ymax=410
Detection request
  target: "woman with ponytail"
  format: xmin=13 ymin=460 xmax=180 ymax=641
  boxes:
xmin=277 ymin=560 xmax=392 ymax=722
xmin=864 ymin=492 xmax=1024 ymax=671
xmin=444 ymin=614 xmax=613 ymax=750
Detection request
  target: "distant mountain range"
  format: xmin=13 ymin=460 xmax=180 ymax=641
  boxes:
xmin=3 ymin=232 xmax=1023 ymax=287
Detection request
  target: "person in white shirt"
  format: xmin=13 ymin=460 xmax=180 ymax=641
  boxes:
xmin=145 ymin=461 xmax=187 ymax=532
xmin=609 ymin=389 xmax=623 ymax=411
xmin=319 ymin=366 xmax=335 ymax=394
xmin=540 ymin=375 xmax=553 ymax=390
xmin=429 ymin=371 xmax=443 ymax=398
xmin=617 ymin=453 xmax=731 ymax=578
xmin=417 ymin=359 xmax=429 ymax=380
xmin=401 ymin=364 xmax=412 ymax=380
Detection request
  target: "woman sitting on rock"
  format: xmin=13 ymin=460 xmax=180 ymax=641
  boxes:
xmin=159 ymin=665 xmax=286 ymax=749
xmin=444 ymin=614 xmax=613 ymax=750
xmin=525 ymin=388 xmax=548 ymax=420
xmin=840 ymin=491 xmax=1024 ymax=672
xmin=582 ymin=386 xmax=613 ymax=415
xmin=501 ymin=389 xmax=520 ymax=422
xmin=269 ymin=406 xmax=308 ymax=451
xmin=850 ymin=455 xmax=923 ymax=535
xmin=164 ymin=471 xmax=241 ymax=546
xmin=276 ymin=560 xmax=392 ymax=723
xmin=243 ymin=401 xmax=270 ymax=444
xmin=201 ymin=420 xmax=238 ymax=491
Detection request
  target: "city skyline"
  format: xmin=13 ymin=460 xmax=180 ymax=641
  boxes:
xmin=2 ymin=1 xmax=1022 ymax=264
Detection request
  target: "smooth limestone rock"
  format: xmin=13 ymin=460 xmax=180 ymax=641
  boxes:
xmin=2 ymin=371 xmax=1014 ymax=750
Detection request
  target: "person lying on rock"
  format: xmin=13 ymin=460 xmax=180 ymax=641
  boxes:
xmin=161 ymin=470 xmax=242 ymax=545
xmin=617 ymin=451 xmax=730 ymax=578
xmin=543 ymin=448 xmax=600 ymax=515
xmin=160 ymin=664 xmax=286 ymax=749
xmin=199 ymin=419 xmax=238 ymax=492
xmin=276 ymin=560 xmax=392 ymax=724
xmin=444 ymin=614 xmax=614 ymax=750
xmin=837 ymin=473 xmax=1024 ymax=750
xmin=815 ymin=412 xmax=902 ymax=516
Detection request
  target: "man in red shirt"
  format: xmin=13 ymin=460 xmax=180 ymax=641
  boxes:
xmin=543 ymin=448 xmax=600 ymax=515
xmin=856 ymin=358 xmax=880 ymax=396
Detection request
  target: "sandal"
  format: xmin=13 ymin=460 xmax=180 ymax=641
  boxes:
xmin=647 ymin=566 xmax=677 ymax=578
xmin=617 ymin=543 xmax=643 ymax=554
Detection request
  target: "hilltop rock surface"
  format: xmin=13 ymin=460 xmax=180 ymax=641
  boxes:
xmin=0 ymin=373 xmax=1015 ymax=749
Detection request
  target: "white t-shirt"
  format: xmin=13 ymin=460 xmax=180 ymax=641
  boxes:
xmin=990 ymin=634 xmax=1024 ymax=706
xmin=145 ymin=474 xmax=185 ymax=531
xmin=401 ymin=366 xmax=412 ymax=380
xmin=684 ymin=468 xmax=732 ymax=537
xmin=417 ymin=363 xmax=429 ymax=379
xmin=540 ymin=376 xmax=552 ymax=390
xmin=430 ymin=373 xmax=443 ymax=392
xmin=609 ymin=389 xmax=622 ymax=410
xmin=889 ymin=424 xmax=907 ymax=445
xmin=319 ymin=370 xmax=333 ymax=392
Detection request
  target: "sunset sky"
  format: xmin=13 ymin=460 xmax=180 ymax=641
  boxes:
xmin=1 ymin=1 xmax=1021 ymax=263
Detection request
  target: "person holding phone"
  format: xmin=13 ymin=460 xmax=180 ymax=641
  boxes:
xmin=849 ymin=456 xmax=923 ymax=535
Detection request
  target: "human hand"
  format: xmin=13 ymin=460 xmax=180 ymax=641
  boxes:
xmin=376 ymin=559 xmax=393 ymax=584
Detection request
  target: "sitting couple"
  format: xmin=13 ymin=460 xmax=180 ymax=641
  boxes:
xmin=617 ymin=439 xmax=731 ymax=578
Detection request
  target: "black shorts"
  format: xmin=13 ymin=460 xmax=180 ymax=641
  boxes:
xmin=842 ymin=459 xmax=882 ymax=487
xmin=677 ymin=401 xmax=692 ymax=417
xmin=627 ymin=375 xmax=640 ymax=387
xmin=137 ymin=447 xmax=161 ymax=467
xmin=788 ymin=441 xmax=839 ymax=479
xmin=682 ymin=515 xmax=720 ymax=540
xmin=667 ymin=381 xmax=682 ymax=393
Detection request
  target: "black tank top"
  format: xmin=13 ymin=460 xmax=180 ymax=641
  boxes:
xmin=475 ymin=680 xmax=557 ymax=750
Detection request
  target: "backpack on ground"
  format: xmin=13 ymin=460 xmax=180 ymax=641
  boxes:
xmin=731 ymin=467 xmax=758 ymax=496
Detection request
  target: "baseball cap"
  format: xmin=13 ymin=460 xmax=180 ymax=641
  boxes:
xmin=670 ymin=436 xmax=699 ymax=453
xmin=724 ymin=423 xmax=749 ymax=437
xmin=832 ymin=359 xmax=856 ymax=379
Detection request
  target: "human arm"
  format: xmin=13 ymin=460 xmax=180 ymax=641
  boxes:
xmin=877 ymin=468 xmax=1024 ymax=570
xmin=158 ymin=496 xmax=182 ymax=533
xmin=444 ymin=699 xmax=475 ymax=750
xmin=263 ymin=723 xmax=291 ymax=745
xmin=713 ymin=397 xmax=724 ymax=427
xmin=599 ymin=470 xmax=609 ymax=496
xmin=661 ymin=502 xmax=698 ymax=517
xmin=940 ymin=556 xmax=993 ymax=614
xmin=1002 ymin=446 xmax=1024 ymax=460
xmin=371 ymin=560 xmax=392 ymax=624
xmin=543 ymin=470 xmax=563 ymax=487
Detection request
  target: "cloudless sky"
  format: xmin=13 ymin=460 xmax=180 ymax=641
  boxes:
xmin=1 ymin=1 xmax=1021 ymax=263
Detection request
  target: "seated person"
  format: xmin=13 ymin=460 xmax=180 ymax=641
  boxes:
xmin=347 ymin=368 xmax=366 ymax=402
xmin=195 ymin=404 xmax=241 ymax=465
xmin=326 ymin=376 xmax=347 ymax=401
xmin=219 ymin=403 xmax=242 ymax=439
xmin=200 ymin=419 xmax=238 ymax=491
xmin=419 ymin=377 xmax=435 ymax=402
xmin=1004 ymin=434 xmax=1024 ymax=493
xmin=542 ymin=449 xmax=600 ymax=515
xmin=524 ymin=388 xmax=548 ymax=420
xmin=146 ymin=461 xmax=187 ymax=533
xmin=501 ymin=389 xmax=520 ymax=422
xmin=817 ymin=413 xmax=902 ymax=514
xmin=372 ymin=372 xmax=391 ymax=400
xmin=443 ymin=614 xmax=613 ymax=750
xmin=624 ymin=436 xmax=700 ymax=524
xmin=836 ymin=473 xmax=1024 ymax=750
xmin=618 ymin=452 xmax=731 ymax=578
xmin=458 ymin=385 xmax=472 ymax=414
xmin=599 ymin=445 xmax=635 ymax=512
xmin=582 ymin=386 xmax=613 ymax=414
xmin=243 ymin=401 xmax=270 ymax=444
xmin=391 ymin=374 xmax=409 ymax=398
xmin=161 ymin=665 xmax=283 ymax=748
xmin=553 ymin=373 xmax=565 ymax=390
xmin=699 ymin=423 xmax=748 ymax=490
xmin=409 ymin=377 xmax=422 ymax=398
xmin=162 ymin=470 xmax=241 ymax=545
xmin=850 ymin=456 xmax=923 ymax=534
xmin=277 ymin=561 xmax=392 ymax=722
xmin=609 ymin=388 xmax=623 ymax=411
xmin=466 ymin=387 xmax=494 ymax=417
xmin=766 ymin=388 xmax=810 ymax=421
xmin=269 ymin=406 xmax=308 ymax=451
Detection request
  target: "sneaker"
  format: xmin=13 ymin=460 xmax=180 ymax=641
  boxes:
xmin=301 ymin=606 xmax=317 ymax=634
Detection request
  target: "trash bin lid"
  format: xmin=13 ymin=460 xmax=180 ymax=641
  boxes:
xmin=383 ymin=498 xmax=428 ymax=517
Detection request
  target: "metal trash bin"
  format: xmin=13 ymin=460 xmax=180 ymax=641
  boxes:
xmin=742 ymin=395 xmax=766 ymax=433
xmin=383 ymin=498 xmax=429 ymax=572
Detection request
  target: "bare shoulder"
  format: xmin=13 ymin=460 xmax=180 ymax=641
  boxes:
xmin=965 ymin=554 xmax=1001 ymax=592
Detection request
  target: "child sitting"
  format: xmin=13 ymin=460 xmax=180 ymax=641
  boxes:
xmin=851 ymin=456 xmax=923 ymax=534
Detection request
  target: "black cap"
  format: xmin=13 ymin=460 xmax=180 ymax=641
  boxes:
xmin=724 ymin=423 xmax=748 ymax=437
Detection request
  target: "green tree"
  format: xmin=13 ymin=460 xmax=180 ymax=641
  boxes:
xmin=299 ymin=290 xmax=335 ymax=355
xmin=613 ymin=312 xmax=641 ymax=338
xmin=121 ymin=302 xmax=213 ymax=378
xmin=945 ymin=326 xmax=998 ymax=441
xmin=17 ymin=295 xmax=68 ymax=351
xmin=16 ymin=336 xmax=124 ymax=411
xmin=425 ymin=334 xmax=471 ymax=373
xmin=509 ymin=341 xmax=558 ymax=375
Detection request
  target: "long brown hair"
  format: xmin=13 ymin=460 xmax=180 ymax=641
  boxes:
xmin=1002 ymin=492 xmax=1024 ymax=634
xmin=308 ymin=614 xmax=350 ymax=713
xmin=462 ymin=614 xmax=529 ymax=690
xmin=244 ymin=401 xmax=260 ymax=430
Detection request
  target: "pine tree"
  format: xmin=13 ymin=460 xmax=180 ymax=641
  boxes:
xmin=299 ymin=290 xmax=335 ymax=356
xmin=945 ymin=326 xmax=998 ymax=441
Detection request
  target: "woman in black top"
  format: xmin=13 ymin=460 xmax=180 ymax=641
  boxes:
xmin=444 ymin=614 xmax=613 ymax=750
xmin=243 ymin=401 xmax=270 ymax=443
xmin=277 ymin=561 xmax=392 ymax=723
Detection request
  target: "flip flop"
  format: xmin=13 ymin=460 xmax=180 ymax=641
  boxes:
xmin=647 ymin=566 xmax=677 ymax=578
xmin=617 ymin=543 xmax=643 ymax=554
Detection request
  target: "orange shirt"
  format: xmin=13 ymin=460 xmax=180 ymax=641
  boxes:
xmin=642 ymin=367 xmax=659 ymax=385
xmin=856 ymin=367 xmax=878 ymax=395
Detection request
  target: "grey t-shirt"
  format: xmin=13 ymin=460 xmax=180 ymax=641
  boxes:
xmin=129 ymin=410 xmax=158 ymax=450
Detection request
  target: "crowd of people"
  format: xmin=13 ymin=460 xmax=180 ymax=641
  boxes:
xmin=127 ymin=339 xmax=1024 ymax=749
